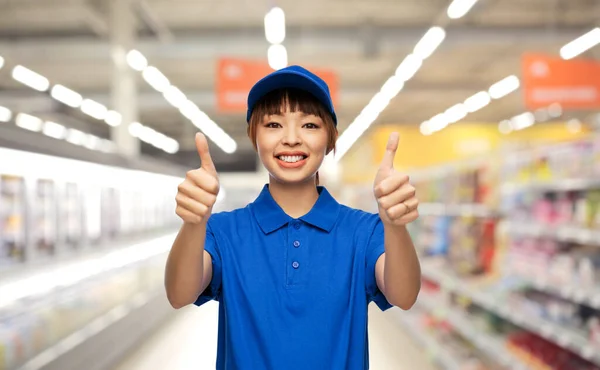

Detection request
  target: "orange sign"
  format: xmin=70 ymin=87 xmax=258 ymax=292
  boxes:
xmin=216 ymin=58 xmax=339 ymax=113
xmin=522 ymin=53 xmax=600 ymax=110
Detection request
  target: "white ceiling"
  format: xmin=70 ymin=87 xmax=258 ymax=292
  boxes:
xmin=0 ymin=0 xmax=598 ymax=170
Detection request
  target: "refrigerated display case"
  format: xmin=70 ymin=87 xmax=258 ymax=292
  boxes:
xmin=34 ymin=179 xmax=57 ymax=257
xmin=0 ymin=175 xmax=26 ymax=267
xmin=61 ymin=183 xmax=82 ymax=248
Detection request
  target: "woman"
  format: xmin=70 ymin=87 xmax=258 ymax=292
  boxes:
xmin=165 ymin=65 xmax=421 ymax=370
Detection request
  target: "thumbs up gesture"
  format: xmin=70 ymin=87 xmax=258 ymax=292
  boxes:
xmin=373 ymin=132 xmax=419 ymax=226
xmin=175 ymin=133 xmax=220 ymax=225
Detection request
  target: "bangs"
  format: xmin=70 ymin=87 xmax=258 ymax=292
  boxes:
xmin=250 ymin=88 xmax=331 ymax=123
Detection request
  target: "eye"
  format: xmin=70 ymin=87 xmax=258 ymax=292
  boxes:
xmin=303 ymin=123 xmax=319 ymax=129
xmin=265 ymin=122 xmax=281 ymax=128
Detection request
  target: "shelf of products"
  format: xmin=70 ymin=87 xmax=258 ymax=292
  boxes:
xmin=404 ymin=135 xmax=600 ymax=370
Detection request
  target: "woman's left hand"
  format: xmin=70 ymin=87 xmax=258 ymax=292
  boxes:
xmin=373 ymin=132 xmax=419 ymax=226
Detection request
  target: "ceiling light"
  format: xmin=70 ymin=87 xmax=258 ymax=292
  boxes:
xmin=464 ymin=91 xmax=491 ymax=112
xmin=126 ymin=50 xmax=148 ymax=71
xmin=447 ymin=0 xmax=479 ymax=19
xmin=42 ymin=121 xmax=67 ymax=139
xmin=395 ymin=54 xmax=422 ymax=82
xmin=0 ymin=106 xmax=12 ymax=122
xmin=420 ymin=121 xmax=433 ymax=136
xmin=51 ymin=84 xmax=83 ymax=108
xmin=510 ymin=112 xmax=535 ymax=131
xmin=380 ymin=75 xmax=405 ymax=99
xmin=142 ymin=67 xmax=170 ymax=93
xmin=12 ymin=65 xmax=50 ymax=92
xmin=444 ymin=103 xmax=468 ymax=123
xmin=264 ymin=7 xmax=286 ymax=44
xmin=560 ymin=28 xmax=600 ymax=60
xmin=80 ymin=99 xmax=108 ymax=120
xmin=498 ymin=120 xmax=513 ymax=134
xmin=413 ymin=27 xmax=446 ymax=60
xmin=15 ymin=113 xmax=43 ymax=132
xmin=66 ymin=129 xmax=86 ymax=146
xmin=105 ymin=110 xmax=122 ymax=127
xmin=128 ymin=122 xmax=144 ymax=137
xmin=489 ymin=75 xmax=520 ymax=99
xmin=268 ymin=44 xmax=288 ymax=70
xmin=428 ymin=113 xmax=449 ymax=132
xmin=163 ymin=86 xmax=187 ymax=108
xmin=0 ymin=56 xmax=4 ymax=70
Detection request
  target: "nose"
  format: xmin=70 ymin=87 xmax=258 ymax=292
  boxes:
xmin=281 ymin=126 xmax=301 ymax=146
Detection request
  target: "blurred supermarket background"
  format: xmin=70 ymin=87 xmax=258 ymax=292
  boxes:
xmin=0 ymin=0 xmax=600 ymax=369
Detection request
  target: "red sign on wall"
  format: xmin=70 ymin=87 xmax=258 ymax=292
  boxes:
xmin=216 ymin=58 xmax=339 ymax=113
xmin=522 ymin=53 xmax=600 ymax=110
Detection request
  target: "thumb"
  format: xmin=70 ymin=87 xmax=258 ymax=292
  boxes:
xmin=195 ymin=133 xmax=217 ymax=175
xmin=379 ymin=132 xmax=399 ymax=170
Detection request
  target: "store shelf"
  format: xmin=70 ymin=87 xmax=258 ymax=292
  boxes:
xmin=419 ymin=203 xmax=497 ymax=218
xmin=17 ymin=289 xmax=174 ymax=370
xmin=416 ymin=294 xmax=528 ymax=370
xmin=501 ymin=178 xmax=600 ymax=193
xmin=516 ymin=275 xmax=600 ymax=310
xmin=394 ymin=310 xmax=463 ymax=370
xmin=505 ymin=221 xmax=600 ymax=246
xmin=421 ymin=261 xmax=600 ymax=366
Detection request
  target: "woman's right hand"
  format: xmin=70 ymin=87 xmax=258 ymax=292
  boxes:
xmin=175 ymin=133 xmax=220 ymax=225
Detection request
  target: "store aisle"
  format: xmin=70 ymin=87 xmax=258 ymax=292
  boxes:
xmin=114 ymin=303 xmax=435 ymax=370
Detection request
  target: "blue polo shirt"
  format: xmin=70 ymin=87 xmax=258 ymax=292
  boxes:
xmin=195 ymin=185 xmax=392 ymax=369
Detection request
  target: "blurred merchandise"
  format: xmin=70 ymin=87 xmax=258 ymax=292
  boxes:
xmin=0 ymin=176 xmax=26 ymax=266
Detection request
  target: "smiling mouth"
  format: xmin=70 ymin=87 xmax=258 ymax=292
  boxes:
xmin=276 ymin=155 xmax=308 ymax=163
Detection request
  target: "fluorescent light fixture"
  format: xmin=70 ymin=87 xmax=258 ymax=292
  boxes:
xmin=428 ymin=113 xmax=449 ymax=132
xmin=51 ymin=84 xmax=83 ymax=108
xmin=126 ymin=49 xmax=148 ymax=71
xmin=395 ymin=54 xmax=422 ymax=82
xmin=142 ymin=66 xmax=170 ymax=93
xmin=447 ymin=0 xmax=479 ymax=19
xmin=15 ymin=113 xmax=43 ymax=132
xmin=560 ymin=28 xmax=600 ymax=60
xmin=163 ymin=86 xmax=187 ymax=108
xmin=42 ymin=121 xmax=67 ymax=139
xmin=105 ymin=110 xmax=122 ymax=127
xmin=83 ymin=134 xmax=101 ymax=150
xmin=179 ymin=100 xmax=202 ymax=121
xmin=0 ymin=106 xmax=12 ymax=122
xmin=368 ymin=92 xmax=392 ymax=115
xmin=0 ymin=56 xmax=4 ymax=70
xmin=12 ymin=65 xmax=50 ymax=92
xmin=420 ymin=121 xmax=433 ymax=136
xmin=498 ymin=120 xmax=513 ymax=134
xmin=380 ymin=75 xmax=405 ymax=99
xmin=510 ymin=112 xmax=535 ymax=131
xmin=547 ymin=102 xmax=563 ymax=118
xmin=66 ymin=128 xmax=86 ymax=146
xmin=268 ymin=44 xmax=288 ymax=70
xmin=464 ymin=91 xmax=491 ymax=112
xmin=413 ymin=27 xmax=446 ymax=60
xmin=566 ymin=118 xmax=582 ymax=133
xmin=81 ymin=99 xmax=108 ymax=120
xmin=264 ymin=7 xmax=286 ymax=44
xmin=98 ymin=139 xmax=116 ymax=153
xmin=489 ymin=75 xmax=520 ymax=99
xmin=444 ymin=103 xmax=467 ymax=123
xmin=128 ymin=122 xmax=144 ymax=137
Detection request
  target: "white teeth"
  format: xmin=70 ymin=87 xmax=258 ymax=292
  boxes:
xmin=279 ymin=155 xmax=304 ymax=163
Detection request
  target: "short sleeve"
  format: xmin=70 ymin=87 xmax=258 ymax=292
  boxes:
xmin=365 ymin=217 xmax=393 ymax=311
xmin=194 ymin=221 xmax=223 ymax=306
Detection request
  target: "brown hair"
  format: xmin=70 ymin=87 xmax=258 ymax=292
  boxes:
xmin=247 ymin=88 xmax=338 ymax=185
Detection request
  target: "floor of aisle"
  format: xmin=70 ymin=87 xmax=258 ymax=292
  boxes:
xmin=114 ymin=302 xmax=436 ymax=370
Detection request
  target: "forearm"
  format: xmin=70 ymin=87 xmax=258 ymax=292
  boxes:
xmin=165 ymin=222 xmax=207 ymax=308
xmin=383 ymin=224 xmax=421 ymax=309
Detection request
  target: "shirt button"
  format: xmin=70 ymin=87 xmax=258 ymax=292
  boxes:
xmin=293 ymin=241 xmax=300 ymax=248
xmin=294 ymin=222 xmax=301 ymax=230
xmin=292 ymin=261 xmax=300 ymax=269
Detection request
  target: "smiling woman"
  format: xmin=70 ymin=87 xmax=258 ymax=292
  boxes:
xmin=246 ymin=88 xmax=338 ymax=185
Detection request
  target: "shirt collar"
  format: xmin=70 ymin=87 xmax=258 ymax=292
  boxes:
xmin=251 ymin=184 xmax=340 ymax=234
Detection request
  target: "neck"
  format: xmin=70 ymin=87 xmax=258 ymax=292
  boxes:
xmin=268 ymin=176 xmax=320 ymax=219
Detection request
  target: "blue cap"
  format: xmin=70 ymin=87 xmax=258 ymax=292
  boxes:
xmin=246 ymin=65 xmax=337 ymax=125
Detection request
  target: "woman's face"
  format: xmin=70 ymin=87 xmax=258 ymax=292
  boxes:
xmin=256 ymin=107 xmax=329 ymax=185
